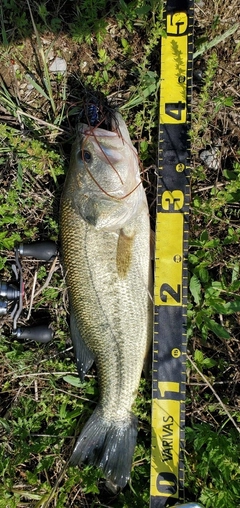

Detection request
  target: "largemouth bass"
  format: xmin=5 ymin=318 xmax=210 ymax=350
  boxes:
xmin=60 ymin=111 xmax=152 ymax=488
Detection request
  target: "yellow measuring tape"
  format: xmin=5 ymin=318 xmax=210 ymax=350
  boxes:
xmin=150 ymin=1 xmax=194 ymax=507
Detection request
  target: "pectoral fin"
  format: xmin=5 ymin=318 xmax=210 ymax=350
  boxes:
xmin=116 ymin=228 xmax=135 ymax=278
xmin=70 ymin=310 xmax=95 ymax=381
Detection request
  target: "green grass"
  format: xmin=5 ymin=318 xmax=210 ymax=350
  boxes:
xmin=1 ymin=0 xmax=240 ymax=506
xmin=186 ymin=424 xmax=240 ymax=508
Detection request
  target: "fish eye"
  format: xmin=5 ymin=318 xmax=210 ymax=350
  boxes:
xmin=78 ymin=150 xmax=92 ymax=163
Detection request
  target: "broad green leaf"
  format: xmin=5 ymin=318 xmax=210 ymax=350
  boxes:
xmin=103 ymin=70 xmax=108 ymax=82
xmin=205 ymin=318 xmax=231 ymax=339
xmin=200 ymin=230 xmax=208 ymax=243
xmin=0 ymin=417 xmax=11 ymax=432
xmin=121 ymin=38 xmax=129 ymax=48
xmin=210 ymin=300 xmax=229 ymax=314
xmin=203 ymin=357 xmax=217 ymax=369
xmin=204 ymin=238 xmax=220 ymax=248
xmin=198 ymin=266 xmax=209 ymax=283
xmin=223 ymin=169 xmax=238 ymax=180
xmin=224 ymin=300 xmax=240 ymax=314
xmin=63 ymin=375 xmax=82 ymax=387
xmin=230 ymin=280 xmax=240 ymax=292
xmin=207 ymin=297 xmax=240 ymax=315
xmin=59 ymin=402 xmax=67 ymax=419
xmin=189 ymin=274 xmax=201 ymax=305
xmin=66 ymin=408 xmax=84 ymax=420
xmin=0 ymin=256 xmax=6 ymax=270
xmin=195 ymin=249 xmax=207 ymax=259
xmin=136 ymin=5 xmax=151 ymax=16
xmin=212 ymin=281 xmax=226 ymax=290
xmin=231 ymin=263 xmax=239 ymax=283
xmin=188 ymin=253 xmax=199 ymax=265
xmin=194 ymin=349 xmax=204 ymax=365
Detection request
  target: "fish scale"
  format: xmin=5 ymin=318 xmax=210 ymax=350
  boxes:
xmin=61 ymin=204 xmax=150 ymax=415
xmin=60 ymin=112 xmax=152 ymax=488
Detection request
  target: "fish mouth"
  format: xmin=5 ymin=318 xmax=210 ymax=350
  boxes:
xmin=79 ymin=122 xmax=127 ymax=165
xmin=79 ymin=123 xmax=118 ymax=138
xmin=78 ymin=114 xmax=140 ymax=199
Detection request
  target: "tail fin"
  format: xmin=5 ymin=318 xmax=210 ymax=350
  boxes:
xmin=70 ymin=407 xmax=138 ymax=489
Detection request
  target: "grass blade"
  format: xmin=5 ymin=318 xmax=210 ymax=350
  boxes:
xmin=194 ymin=23 xmax=239 ymax=58
xmin=26 ymin=0 xmax=56 ymax=115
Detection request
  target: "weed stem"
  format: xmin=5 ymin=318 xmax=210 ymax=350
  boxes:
xmin=187 ymin=354 xmax=240 ymax=434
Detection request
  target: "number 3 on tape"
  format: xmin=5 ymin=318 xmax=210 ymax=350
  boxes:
xmin=150 ymin=0 xmax=194 ymax=507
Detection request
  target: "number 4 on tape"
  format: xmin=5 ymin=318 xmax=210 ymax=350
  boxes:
xmin=150 ymin=1 xmax=194 ymax=507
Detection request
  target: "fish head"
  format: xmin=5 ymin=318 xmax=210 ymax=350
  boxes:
xmin=67 ymin=112 xmax=147 ymax=231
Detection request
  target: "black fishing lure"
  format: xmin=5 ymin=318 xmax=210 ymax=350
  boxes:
xmin=80 ymin=91 xmax=115 ymax=131
xmin=87 ymin=102 xmax=100 ymax=127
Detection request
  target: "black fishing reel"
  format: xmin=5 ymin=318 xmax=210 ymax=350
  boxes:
xmin=0 ymin=241 xmax=58 ymax=343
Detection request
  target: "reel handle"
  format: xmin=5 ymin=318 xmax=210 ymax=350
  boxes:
xmin=14 ymin=325 xmax=53 ymax=343
xmin=0 ymin=280 xmax=20 ymax=300
xmin=16 ymin=241 xmax=58 ymax=261
xmin=0 ymin=299 xmax=8 ymax=315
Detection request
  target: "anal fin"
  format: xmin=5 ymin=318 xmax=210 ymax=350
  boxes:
xmin=70 ymin=310 xmax=95 ymax=381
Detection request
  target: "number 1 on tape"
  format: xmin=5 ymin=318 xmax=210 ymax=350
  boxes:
xmin=150 ymin=1 xmax=194 ymax=507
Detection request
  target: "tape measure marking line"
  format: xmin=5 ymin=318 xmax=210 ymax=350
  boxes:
xmin=150 ymin=0 xmax=193 ymax=506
